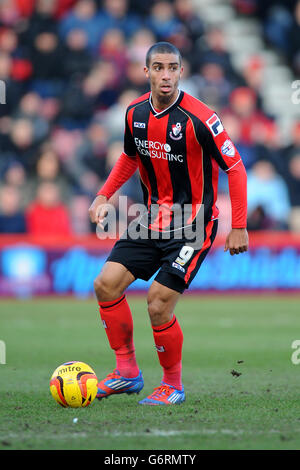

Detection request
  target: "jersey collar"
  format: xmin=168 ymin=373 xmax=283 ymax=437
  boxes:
xmin=149 ymin=90 xmax=184 ymax=118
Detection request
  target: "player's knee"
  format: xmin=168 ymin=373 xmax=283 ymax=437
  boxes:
xmin=93 ymin=274 xmax=117 ymax=302
xmin=147 ymin=295 xmax=170 ymax=325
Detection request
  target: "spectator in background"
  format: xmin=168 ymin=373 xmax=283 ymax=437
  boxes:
xmin=13 ymin=0 xmax=35 ymax=18
xmin=264 ymin=4 xmax=293 ymax=53
xmin=30 ymin=31 xmax=64 ymax=83
xmin=127 ymin=28 xmax=156 ymax=64
xmin=251 ymin=120 xmax=284 ymax=178
xmin=288 ymin=0 xmax=300 ymax=72
xmin=50 ymin=125 xmax=103 ymax=198
xmin=247 ymin=160 xmax=291 ymax=230
xmin=39 ymin=95 xmax=61 ymax=123
xmin=103 ymin=88 xmax=139 ymax=141
xmin=286 ymin=153 xmax=300 ymax=208
xmin=68 ymin=121 xmax=108 ymax=184
xmin=0 ymin=160 xmax=30 ymax=207
xmin=98 ymin=0 xmax=141 ymax=40
xmin=70 ymin=193 xmax=93 ymax=234
xmin=60 ymin=59 xmax=119 ymax=127
xmin=59 ymin=0 xmax=103 ymax=53
xmin=145 ymin=1 xmax=181 ymax=41
xmin=224 ymin=87 xmax=272 ymax=146
xmin=122 ymin=58 xmax=149 ymax=94
xmin=26 ymin=181 xmax=71 ymax=236
xmin=163 ymin=0 xmax=203 ymax=61
xmin=0 ymin=185 xmax=26 ymax=233
xmin=220 ymin=112 xmax=258 ymax=170
xmin=19 ymin=0 xmax=58 ymax=48
xmin=0 ymin=26 xmax=34 ymax=86
xmin=0 ymin=27 xmax=18 ymax=56
xmin=0 ymin=0 xmax=21 ymax=26
xmin=285 ymin=153 xmax=300 ymax=232
xmin=127 ymin=0 xmax=149 ymax=17
xmin=50 ymin=127 xmax=83 ymax=165
xmin=280 ymin=122 xmax=300 ymax=212
xmin=285 ymin=121 xmax=300 ymax=161
xmin=31 ymin=148 xmax=71 ymax=202
xmin=15 ymin=0 xmax=76 ymax=20
xmin=63 ymin=29 xmax=93 ymax=81
xmin=14 ymin=0 xmax=77 ymax=21
xmin=55 ymin=0 xmax=78 ymax=19
xmin=192 ymin=61 xmax=233 ymax=109
xmin=178 ymin=58 xmax=199 ymax=96
xmin=4 ymin=118 xmax=39 ymax=172
xmin=242 ymin=55 xmax=265 ymax=94
xmin=77 ymin=170 xmax=102 ymax=200
xmin=174 ymin=0 xmax=205 ymax=44
xmin=195 ymin=27 xmax=240 ymax=82
xmin=98 ymin=28 xmax=128 ymax=80
xmin=14 ymin=92 xmax=49 ymax=143
xmin=2 ymin=160 xmax=26 ymax=188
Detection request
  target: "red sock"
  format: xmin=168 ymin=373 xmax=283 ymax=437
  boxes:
xmin=98 ymin=295 xmax=139 ymax=378
xmin=152 ymin=316 xmax=183 ymax=390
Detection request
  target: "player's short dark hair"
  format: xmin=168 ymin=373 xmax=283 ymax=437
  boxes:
xmin=146 ymin=42 xmax=182 ymax=68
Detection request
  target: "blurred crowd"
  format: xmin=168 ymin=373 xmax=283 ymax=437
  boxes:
xmin=234 ymin=0 xmax=300 ymax=75
xmin=0 ymin=0 xmax=299 ymax=236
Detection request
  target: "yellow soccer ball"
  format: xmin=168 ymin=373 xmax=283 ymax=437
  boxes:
xmin=50 ymin=361 xmax=98 ymax=408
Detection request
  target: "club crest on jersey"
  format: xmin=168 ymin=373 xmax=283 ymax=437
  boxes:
xmin=170 ymin=122 xmax=183 ymax=140
xmin=221 ymin=139 xmax=235 ymax=157
xmin=206 ymin=113 xmax=224 ymax=137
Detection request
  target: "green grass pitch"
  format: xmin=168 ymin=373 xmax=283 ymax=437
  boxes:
xmin=1 ymin=295 xmax=300 ymax=450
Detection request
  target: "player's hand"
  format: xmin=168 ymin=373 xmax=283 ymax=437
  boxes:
xmin=224 ymin=228 xmax=249 ymax=256
xmin=88 ymin=195 xmax=109 ymax=228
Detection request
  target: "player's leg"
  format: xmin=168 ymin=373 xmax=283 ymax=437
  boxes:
xmin=95 ymin=263 xmax=136 ymax=378
xmin=95 ymin=261 xmax=143 ymax=399
xmin=139 ymin=220 xmax=218 ymax=405
xmin=139 ymin=279 xmax=186 ymax=405
xmin=95 ymin=234 xmax=162 ymax=401
xmin=94 ymin=260 xmax=135 ymax=302
xmin=148 ymin=281 xmax=183 ymax=390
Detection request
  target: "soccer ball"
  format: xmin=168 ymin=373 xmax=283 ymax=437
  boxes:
xmin=50 ymin=361 xmax=98 ymax=408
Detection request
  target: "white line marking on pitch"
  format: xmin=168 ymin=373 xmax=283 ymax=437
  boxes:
xmin=0 ymin=428 xmax=287 ymax=442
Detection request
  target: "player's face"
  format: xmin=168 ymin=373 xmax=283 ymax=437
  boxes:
xmin=144 ymin=53 xmax=183 ymax=106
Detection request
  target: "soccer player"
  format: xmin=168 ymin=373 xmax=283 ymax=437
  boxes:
xmin=89 ymin=42 xmax=248 ymax=405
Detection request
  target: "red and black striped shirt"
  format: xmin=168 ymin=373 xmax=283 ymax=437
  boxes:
xmin=122 ymin=90 xmax=247 ymax=231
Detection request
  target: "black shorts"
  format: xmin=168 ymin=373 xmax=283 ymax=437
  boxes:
xmin=106 ymin=220 xmax=218 ymax=294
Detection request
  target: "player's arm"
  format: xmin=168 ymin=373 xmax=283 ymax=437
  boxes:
xmin=224 ymin=161 xmax=248 ymax=255
xmin=203 ymin=113 xmax=248 ymax=255
xmin=88 ymin=152 xmax=138 ymax=225
xmin=89 ymin=109 xmax=138 ymax=226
